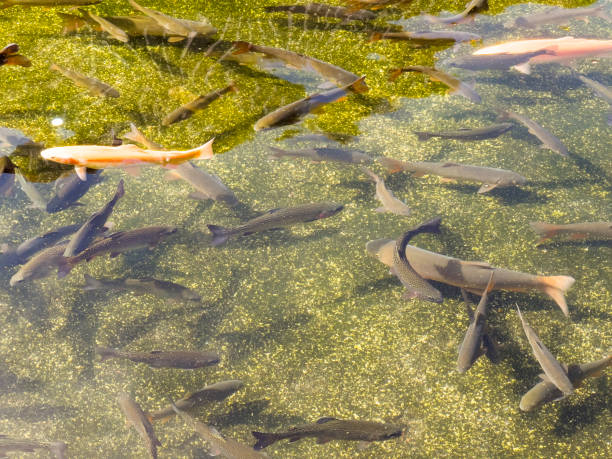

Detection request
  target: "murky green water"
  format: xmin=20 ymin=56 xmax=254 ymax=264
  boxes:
xmin=1 ymin=0 xmax=610 ymax=458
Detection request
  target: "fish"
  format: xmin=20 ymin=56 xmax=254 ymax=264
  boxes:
xmin=170 ymin=400 xmax=266 ymax=459
xmin=123 ymin=123 xmax=164 ymax=150
xmin=98 ymin=347 xmax=219 ymax=369
xmin=362 ymin=167 xmax=411 ymax=216
xmin=0 ymin=0 xmax=99 ymax=7
xmin=46 ymin=169 xmax=103 ymax=212
xmin=254 ymin=77 xmax=365 ymax=130
xmin=165 ymin=161 xmax=238 ymax=206
xmin=370 ymin=30 xmax=481 ymax=45
xmin=529 ymin=221 xmax=612 ymax=242
xmin=264 ymin=3 xmax=376 ymax=21
xmin=496 ymin=109 xmax=569 ymax=156
xmin=516 ymin=306 xmax=573 ymax=396
xmin=41 ymin=138 xmax=214 ymax=180
xmin=162 ymin=83 xmax=238 ymax=126
xmin=578 ymin=75 xmax=612 ymax=125
xmin=448 ymin=50 xmax=554 ymax=72
xmin=456 ymin=271 xmax=498 ymax=373
xmin=207 ymin=202 xmax=344 ymax=246
xmin=0 ymin=156 xmax=15 ymax=197
xmin=15 ymin=223 xmax=82 ymax=260
xmin=0 ymin=436 xmax=66 ymax=458
xmin=15 ymin=169 xmax=47 ymax=209
xmin=509 ymin=5 xmax=612 ymax=29
xmin=0 ymin=43 xmax=31 ymax=67
xmin=57 ymin=226 xmax=177 ymax=277
xmin=413 ymin=122 xmax=513 ymax=141
xmin=117 ymin=393 xmax=161 ymax=459
xmin=84 ymin=274 xmax=202 ymax=302
xmin=50 ymin=63 xmax=119 ymax=98
xmin=64 ymin=179 xmax=125 ymax=256
xmin=365 ymin=239 xmax=575 ymax=315
xmin=268 ymin=146 xmax=372 ymax=164
xmin=389 ymin=66 xmax=481 ymax=104
xmin=520 ymin=355 xmax=612 ymax=412
xmin=10 ymin=242 xmax=69 ymax=286
xmin=391 ymin=217 xmax=443 ymax=303
xmin=252 ymin=417 xmax=403 ymax=450
xmin=148 ymin=380 xmax=244 ymax=423
xmin=78 ymin=8 xmax=129 ymax=42
xmin=378 ymin=157 xmax=526 ymax=194
xmin=424 ymin=0 xmax=489 ymax=25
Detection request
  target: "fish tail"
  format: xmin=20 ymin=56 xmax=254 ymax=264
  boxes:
xmin=361 ymin=166 xmax=379 ymax=183
xmin=413 ymin=131 xmax=432 ymax=141
xmin=252 ymin=431 xmax=279 ymax=450
xmin=267 ymin=146 xmax=288 ymax=160
xmin=349 ymin=75 xmax=369 ymax=94
xmin=378 ymin=157 xmax=407 ymax=174
xmin=537 ymin=275 xmax=575 ymax=317
xmin=123 ymin=123 xmax=149 ymax=147
xmin=95 ymin=346 xmax=118 ymax=361
xmin=83 ymin=274 xmax=104 ymax=291
xmin=186 ymin=138 xmax=214 ymax=160
xmin=232 ymin=41 xmax=253 ymax=55
xmin=207 ymin=224 xmax=230 ymax=246
xmin=529 ymin=222 xmax=559 ymax=240
xmin=369 ymin=32 xmax=382 ymax=42
xmin=388 ymin=68 xmax=403 ymax=81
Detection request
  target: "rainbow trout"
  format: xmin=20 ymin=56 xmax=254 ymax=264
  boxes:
xmin=268 ymin=146 xmax=372 ymax=164
xmin=84 ymin=275 xmax=201 ymax=302
xmin=530 ymin=221 xmax=612 ymax=242
xmin=510 ymin=5 xmax=612 ymax=28
xmin=264 ymin=3 xmax=376 ymax=21
xmin=362 ymin=167 xmax=411 ymax=216
xmin=162 ymin=83 xmax=237 ymax=126
xmin=50 ymin=63 xmax=119 ymax=98
xmin=0 ymin=436 xmax=66 ymax=458
xmin=413 ymin=122 xmax=513 ymax=141
xmin=166 ymin=161 xmax=238 ymax=206
xmin=0 ymin=0 xmax=99 ymax=8
xmin=389 ymin=66 xmax=481 ymax=103
xmin=371 ymin=30 xmax=481 ymax=45
xmin=117 ymin=393 xmax=161 ymax=459
xmin=97 ymin=348 xmax=219 ymax=369
xmin=425 ymin=0 xmax=489 ymax=25
xmin=46 ymin=169 xmax=103 ymax=213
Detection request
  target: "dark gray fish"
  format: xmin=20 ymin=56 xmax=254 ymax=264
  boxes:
xmin=252 ymin=417 xmax=403 ymax=450
xmin=10 ymin=241 xmax=69 ymax=286
xmin=264 ymin=3 xmax=376 ymax=21
xmin=268 ymin=146 xmax=372 ymax=164
xmin=16 ymin=223 xmax=81 ymax=259
xmin=413 ymin=122 xmax=513 ymax=141
xmin=117 ymin=393 xmax=161 ymax=459
xmin=391 ymin=217 xmax=443 ymax=303
xmin=97 ymin=347 xmax=220 ymax=369
xmin=0 ymin=435 xmax=66 ymax=458
xmin=64 ymin=179 xmax=125 ymax=256
xmin=449 ymin=50 xmax=553 ymax=71
xmin=46 ymin=169 xmax=103 ymax=213
xmin=83 ymin=274 xmax=201 ymax=302
xmin=207 ymin=202 xmax=344 ymax=246
xmin=371 ymin=30 xmax=481 ymax=45
xmin=162 ymin=83 xmax=237 ymax=126
xmin=166 ymin=161 xmax=238 ymax=206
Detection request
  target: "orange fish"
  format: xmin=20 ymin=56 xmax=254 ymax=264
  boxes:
xmin=41 ymin=139 xmax=214 ymax=180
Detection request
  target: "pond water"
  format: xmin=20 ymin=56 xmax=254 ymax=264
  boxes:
xmin=0 ymin=0 xmax=610 ymax=458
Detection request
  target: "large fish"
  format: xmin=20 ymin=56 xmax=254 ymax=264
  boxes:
xmin=166 ymin=161 xmax=238 ymax=206
xmin=162 ymin=83 xmax=237 ymax=126
xmin=509 ymin=5 xmax=612 ymax=28
xmin=365 ymin=239 xmax=575 ymax=315
xmin=449 ymin=50 xmax=554 ymax=72
xmin=530 ymin=221 xmax=612 ymax=242
xmin=233 ymin=41 xmax=368 ymax=93
xmin=379 ymin=157 xmax=526 ymax=194
xmin=264 ymin=3 xmax=376 ymax=21
xmin=268 ymin=146 xmax=372 ymax=164
xmin=371 ymin=30 xmax=481 ymax=45
xmin=46 ymin=169 xmax=103 ymax=212
xmin=64 ymin=179 xmax=125 ymax=256
xmin=520 ymin=355 xmax=612 ymax=412
xmin=117 ymin=393 xmax=161 ymax=459
xmin=0 ymin=436 xmax=66 ymax=458
xmin=0 ymin=0 xmax=98 ymax=7
xmin=84 ymin=274 xmax=202 ymax=302
xmin=362 ymin=167 xmax=411 ymax=216
xmin=98 ymin=347 xmax=219 ymax=369
xmin=41 ymin=138 xmax=214 ymax=180
xmin=207 ymin=202 xmax=344 ymax=246
xmin=78 ymin=8 xmax=129 ymax=42
xmin=0 ymin=43 xmax=31 ymax=67
xmin=148 ymin=380 xmax=243 ymax=422
xmin=497 ymin=109 xmax=569 ymax=156
xmin=10 ymin=242 xmax=69 ymax=286
xmin=15 ymin=223 xmax=82 ymax=261
xmin=424 ymin=0 xmax=489 ymax=25
xmin=50 ymin=63 xmax=119 ymax=98
xmin=127 ymin=0 xmax=195 ymax=38
xmin=413 ymin=122 xmax=513 ymax=141
xmin=252 ymin=417 xmax=403 ymax=450
xmin=516 ymin=306 xmax=573 ymax=396
xmin=253 ymin=76 xmax=366 ymax=130
xmin=389 ymin=66 xmax=481 ymax=104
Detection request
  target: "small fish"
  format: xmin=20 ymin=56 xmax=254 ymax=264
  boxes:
xmin=264 ymin=3 xmax=376 ymax=21
xmin=578 ymin=74 xmax=612 ymax=124
xmin=46 ymin=169 xmax=103 ymax=212
xmin=379 ymin=157 xmax=526 ymax=194
xmin=520 ymin=355 xmax=612 ymax=412
xmin=15 ymin=169 xmax=47 ymax=209
xmin=78 ymin=8 xmax=129 ymax=42
xmin=268 ymin=146 xmax=372 ymax=164
xmin=117 ymin=393 xmax=161 ymax=459
xmin=0 ymin=43 xmax=31 ymax=67
xmin=370 ymin=30 xmax=481 ymax=45
xmin=391 ymin=217 xmax=443 ymax=303
xmin=413 ymin=122 xmax=513 ymax=141
xmin=0 ymin=436 xmax=66 ymax=459
xmin=497 ymin=108 xmax=569 ymax=156
xmin=516 ymin=306 xmax=573 ymax=396
xmin=207 ymin=202 xmax=344 ymax=246
xmin=84 ymin=274 xmax=202 ymax=302
xmin=128 ymin=0 xmax=210 ymax=40
xmin=510 ymin=5 xmax=612 ymax=28
xmin=15 ymin=223 xmax=82 ymax=260
xmin=424 ymin=0 xmax=489 ymax=25
xmin=64 ymin=179 xmax=125 ymax=256
xmin=10 ymin=242 xmax=69 ymax=286
xmin=163 ymin=83 xmax=238 ymax=126
xmin=148 ymin=380 xmax=243 ymax=422
xmin=170 ymin=400 xmax=266 ymax=459
xmin=166 ymin=161 xmax=238 ymax=206
xmin=57 ymin=226 xmax=177 ymax=277
xmin=98 ymin=347 xmax=219 ymax=369
xmin=50 ymin=63 xmax=119 ymax=98
xmin=41 ymin=138 xmax=214 ymax=180
xmin=0 ymin=0 xmax=99 ymax=7
xmin=389 ymin=66 xmax=481 ymax=104
xmin=123 ymin=123 xmax=164 ymax=150
xmin=362 ymin=167 xmax=411 ymax=216
xmin=530 ymin=221 xmax=612 ymax=242
xmin=252 ymin=417 xmax=403 ymax=450
xmin=449 ymin=50 xmax=554 ymax=72
xmin=233 ymin=41 xmax=369 ymax=93
xmin=254 ymin=77 xmax=365 ymax=130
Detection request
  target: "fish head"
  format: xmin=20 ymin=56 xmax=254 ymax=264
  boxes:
xmin=317 ymin=203 xmax=344 ymax=219
xmin=9 ymin=272 xmax=25 ymax=287
xmin=197 ymin=352 xmax=220 ymax=366
xmin=40 ymin=147 xmax=80 ymax=165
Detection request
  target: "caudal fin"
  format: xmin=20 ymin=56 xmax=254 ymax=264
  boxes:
xmin=95 ymin=346 xmax=118 ymax=361
xmin=5 ymin=55 xmax=31 ymax=67
xmin=252 ymin=431 xmax=279 ymax=450
xmin=207 ymin=224 xmax=230 ymax=246
xmin=83 ymin=274 xmax=104 ymax=291
xmin=413 ymin=131 xmax=433 ymax=141
xmin=537 ymin=275 xmax=575 ymax=316
xmin=187 ymin=138 xmax=214 ymax=160
xmin=349 ymin=75 xmax=369 ymax=94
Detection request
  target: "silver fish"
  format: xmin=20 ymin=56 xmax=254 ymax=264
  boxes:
xmin=413 ymin=123 xmax=514 ymax=141
xmin=530 ymin=221 xmax=612 ymax=242
xmin=362 ymin=167 xmax=411 ymax=216
xmin=510 ymin=5 xmax=612 ymax=28
xmin=268 ymin=146 xmax=372 ymax=164
xmin=50 ymin=63 xmax=120 ymax=98
xmin=15 ymin=169 xmax=47 ymax=210
xmin=78 ymin=8 xmax=129 ymax=42
xmin=371 ymin=30 xmax=481 ymax=45
xmin=166 ymin=161 xmax=238 ymax=206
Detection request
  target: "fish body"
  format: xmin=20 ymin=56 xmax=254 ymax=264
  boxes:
xmin=413 ymin=122 xmax=513 ymax=141
xmin=516 ymin=306 xmax=574 ymax=396
xmin=362 ymin=167 xmax=411 ymax=216
xmin=148 ymin=380 xmax=243 ymax=422
xmin=0 ymin=43 xmax=31 ymax=67
xmin=264 ymin=3 xmax=376 ymax=21
xmin=0 ymin=0 xmax=99 ymax=8
xmin=510 ymin=5 xmax=612 ymax=28
xmin=167 ymin=161 xmax=238 ymax=206
xmin=365 ymin=239 xmax=575 ymax=315
xmin=233 ymin=41 xmax=368 ymax=93
xmin=98 ymin=347 xmax=219 ymax=369
xmin=46 ymin=169 xmax=102 ymax=212
xmin=449 ymin=50 xmax=553 ymax=71
xmin=425 ymin=0 xmax=488 ymax=25
xmin=390 ymin=66 xmax=480 ymax=104
xmin=497 ymin=109 xmax=569 ymax=156
xmin=371 ymin=30 xmax=481 ymax=45
xmin=163 ymin=83 xmax=237 ymax=126
xmin=0 ymin=436 xmax=66 ymax=458
xmin=268 ymin=146 xmax=372 ymax=164
xmin=379 ymin=157 xmax=526 ymax=194
xmin=123 ymin=123 xmax=164 ymax=150
xmin=78 ymin=8 xmax=129 ymax=42
xmin=128 ymin=0 xmax=192 ymax=36
xmin=520 ymin=355 xmax=612 ymax=411
xmin=15 ymin=169 xmax=47 ymax=209
xmin=10 ymin=242 xmax=68 ymax=286
xmin=530 ymin=221 xmax=612 ymax=241
xmin=64 ymin=179 xmax=124 ymax=256
xmin=117 ymin=393 xmax=161 ymax=459
xmin=84 ymin=274 xmax=201 ymax=302
xmin=16 ymin=223 xmax=81 ymax=260
xmin=578 ymin=75 xmax=612 ymax=105
xmin=252 ymin=417 xmax=403 ymax=449
xmin=207 ymin=202 xmax=344 ymax=246
xmin=50 ymin=63 xmax=119 ymax=98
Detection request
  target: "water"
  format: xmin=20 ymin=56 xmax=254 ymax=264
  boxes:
xmin=1 ymin=1 xmax=611 ymax=457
